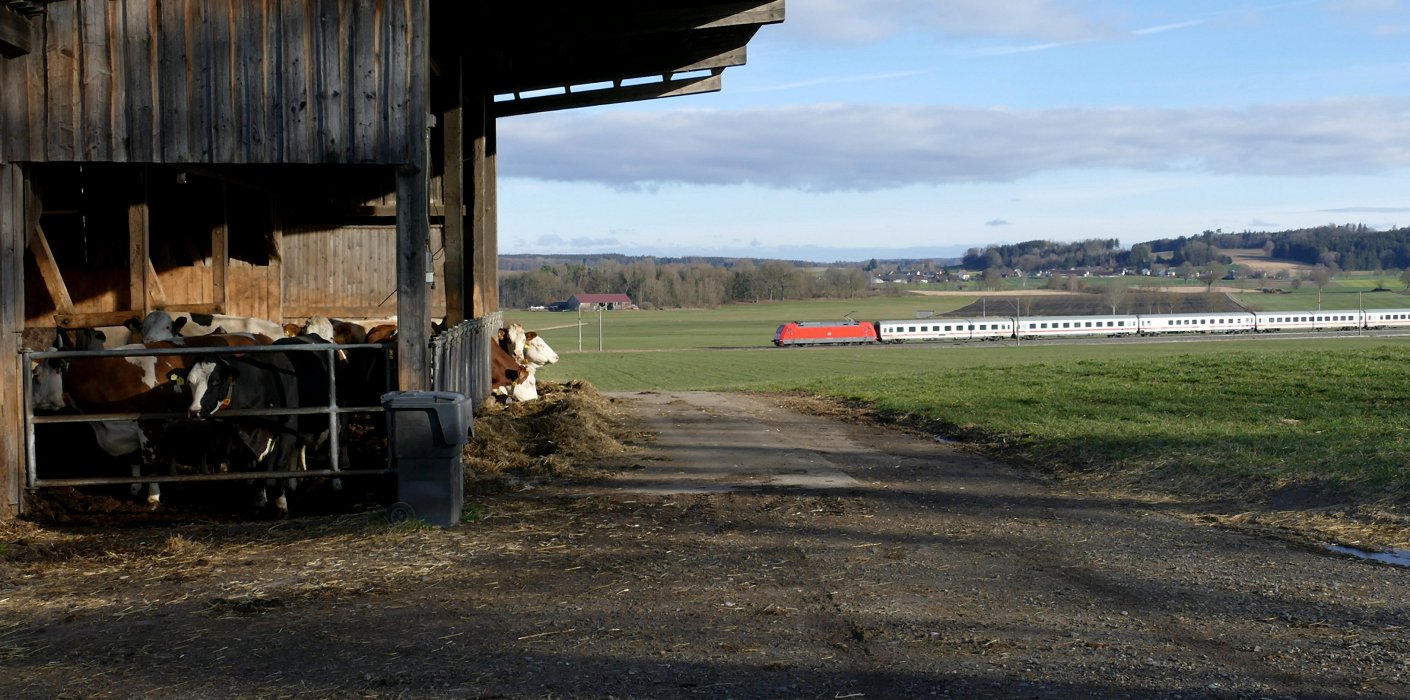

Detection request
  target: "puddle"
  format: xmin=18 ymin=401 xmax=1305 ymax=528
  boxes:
xmin=1325 ymin=544 xmax=1410 ymax=567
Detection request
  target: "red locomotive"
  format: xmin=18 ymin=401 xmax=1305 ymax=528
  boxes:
xmin=772 ymin=320 xmax=878 ymax=347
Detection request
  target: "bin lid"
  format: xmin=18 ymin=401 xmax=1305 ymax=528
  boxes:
xmin=381 ymin=390 xmax=468 ymax=408
xmin=382 ymin=390 xmax=472 ymax=442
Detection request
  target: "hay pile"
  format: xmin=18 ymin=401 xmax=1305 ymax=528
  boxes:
xmin=463 ymin=380 xmax=644 ymax=483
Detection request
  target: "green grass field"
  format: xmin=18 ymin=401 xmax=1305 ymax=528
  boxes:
xmin=526 ymin=298 xmax=1410 ymax=509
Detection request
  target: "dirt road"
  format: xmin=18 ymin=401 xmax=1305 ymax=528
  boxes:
xmin=3 ymin=389 xmax=1409 ymax=698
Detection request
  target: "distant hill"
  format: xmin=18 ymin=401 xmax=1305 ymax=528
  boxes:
xmin=1143 ymin=224 xmax=1410 ymax=271
xmin=500 ymin=252 xmax=962 ymax=271
xmin=950 ymin=292 xmax=1244 ymax=317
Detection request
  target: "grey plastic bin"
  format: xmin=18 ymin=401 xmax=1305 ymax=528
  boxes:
xmin=382 ymin=390 xmax=472 ymax=526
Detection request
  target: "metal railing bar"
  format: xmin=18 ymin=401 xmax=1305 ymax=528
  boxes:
xmin=33 ymin=468 xmax=393 ymax=488
xmin=26 ymin=341 xmax=387 ymax=361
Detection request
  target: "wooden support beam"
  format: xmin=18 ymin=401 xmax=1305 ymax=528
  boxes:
xmin=493 ymin=72 xmax=722 ymax=118
xmin=395 ymin=0 xmax=430 ymax=392
xmin=0 ymin=4 xmax=34 ymax=58
xmin=212 ymin=182 xmax=229 ymax=313
xmin=128 ymin=168 xmax=150 ymax=318
xmin=469 ymin=91 xmax=489 ymax=319
xmin=1 ymin=163 xmax=28 ymax=516
xmin=442 ymin=56 xmax=467 ymax=327
xmin=486 ymin=107 xmax=499 ymax=313
xmin=26 ymin=224 xmax=75 ymax=313
xmin=53 ymin=303 xmax=219 ymax=329
xmin=396 ymin=161 xmax=431 ymax=391
xmin=143 ymin=258 xmax=168 ymax=307
xmin=267 ymin=197 xmax=283 ymax=322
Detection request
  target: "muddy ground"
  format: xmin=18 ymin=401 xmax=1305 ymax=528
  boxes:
xmin=2 ymin=382 xmax=1409 ymax=699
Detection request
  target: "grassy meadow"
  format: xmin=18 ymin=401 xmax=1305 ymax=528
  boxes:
xmin=520 ymin=297 xmax=1410 ymax=510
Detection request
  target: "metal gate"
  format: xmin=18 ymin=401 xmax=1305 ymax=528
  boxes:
xmin=22 ymin=342 xmax=392 ymax=492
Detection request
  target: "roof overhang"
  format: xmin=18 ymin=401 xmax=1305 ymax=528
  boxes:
xmin=435 ymin=1 xmax=784 ymax=117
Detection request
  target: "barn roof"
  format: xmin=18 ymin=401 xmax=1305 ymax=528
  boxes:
xmin=436 ymin=1 xmax=784 ymax=117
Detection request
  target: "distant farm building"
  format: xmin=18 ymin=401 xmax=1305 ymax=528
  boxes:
xmin=566 ymin=294 xmax=636 ymax=311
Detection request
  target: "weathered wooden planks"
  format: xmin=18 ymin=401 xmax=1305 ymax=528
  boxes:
xmin=1 ymin=0 xmax=420 ymax=165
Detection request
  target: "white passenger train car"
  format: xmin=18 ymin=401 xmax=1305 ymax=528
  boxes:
xmin=1361 ymin=308 xmax=1410 ymax=330
xmin=1138 ymin=312 xmax=1256 ymax=335
xmin=876 ymin=318 xmax=1013 ymax=342
xmin=1014 ymin=315 xmax=1139 ymax=339
xmin=1252 ymin=310 xmax=1361 ymax=332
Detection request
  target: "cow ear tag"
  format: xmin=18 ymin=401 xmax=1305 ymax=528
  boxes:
xmin=168 ymin=372 xmax=185 ymax=386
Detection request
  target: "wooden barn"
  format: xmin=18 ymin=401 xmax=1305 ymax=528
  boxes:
xmin=0 ymin=0 xmax=785 ymax=516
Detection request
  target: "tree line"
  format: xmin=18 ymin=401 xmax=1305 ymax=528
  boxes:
xmin=500 ymin=259 xmax=873 ymax=309
xmin=1148 ymin=224 xmax=1410 ymax=271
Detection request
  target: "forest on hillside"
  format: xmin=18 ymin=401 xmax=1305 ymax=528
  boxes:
xmin=501 ymin=223 xmax=1410 ymax=309
xmin=962 ymin=225 xmax=1410 ymax=274
xmin=1145 ymin=224 xmax=1410 ymax=271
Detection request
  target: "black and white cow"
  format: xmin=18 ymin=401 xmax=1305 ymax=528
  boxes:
xmin=180 ymin=352 xmax=303 ymax=516
xmin=273 ymin=332 xmax=348 ymax=486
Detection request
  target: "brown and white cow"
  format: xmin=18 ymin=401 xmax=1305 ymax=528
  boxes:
xmin=490 ymin=324 xmax=559 ymax=403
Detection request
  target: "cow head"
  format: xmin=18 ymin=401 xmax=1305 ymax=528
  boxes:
xmin=131 ymin=310 xmax=185 ymax=343
xmin=498 ymin=323 xmax=528 ymax=362
xmin=30 ymin=356 xmax=68 ymax=412
xmin=28 ymin=330 xmax=75 ymax=412
xmin=301 ymin=315 xmax=335 ymax=341
xmin=176 ymin=359 xmax=237 ymax=418
xmin=522 ymin=332 xmax=559 ymax=367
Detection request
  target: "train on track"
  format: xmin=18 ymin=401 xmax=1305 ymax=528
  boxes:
xmin=772 ymin=308 xmax=1410 ymax=346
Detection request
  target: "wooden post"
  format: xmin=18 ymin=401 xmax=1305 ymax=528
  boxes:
xmin=396 ymin=162 xmax=431 ymax=391
xmin=468 ymin=89 xmax=490 ymax=318
xmin=128 ymin=166 xmax=150 ymax=317
xmin=212 ymin=182 xmax=229 ymax=313
xmin=395 ymin=0 xmax=430 ymax=391
xmin=485 ymin=104 xmax=499 ymax=313
xmin=442 ymin=56 xmax=466 ymax=327
xmin=0 ymin=163 xmax=30 ymax=516
xmin=267 ymin=196 xmax=283 ymax=323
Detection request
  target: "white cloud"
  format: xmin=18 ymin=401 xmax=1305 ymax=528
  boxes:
xmin=499 ymin=98 xmax=1410 ymax=192
xmin=786 ymin=0 xmax=1113 ymax=44
xmin=1319 ymin=206 xmax=1410 ymax=213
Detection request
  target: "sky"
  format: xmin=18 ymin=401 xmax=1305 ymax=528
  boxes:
xmin=494 ymin=1 xmax=1410 ymax=263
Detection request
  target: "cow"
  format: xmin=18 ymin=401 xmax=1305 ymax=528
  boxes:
xmin=489 ymin=325 xmax=559 ymax=403
xmin=58 ymin=333 xmax=270 ymax=506
xmin=365 ymin=323 xmax=398 ymax=345
xmin=179 ymin=352 xmax=302 ymax=516
xmin=299 ymin=316 xmax=335 ymax=342
xmin=272 ymin=331 xmax=349 ymax=487
xmin=129 ymin=310 xmax=286 ymax=343
xmin=489 ymin=335 xmax=535 ymax=402
xmin=329 ymin=319 xmax=368 ymax=345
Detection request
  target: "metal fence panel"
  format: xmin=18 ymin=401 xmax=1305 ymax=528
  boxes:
xmin=431 ymin=311 xmax=501 ymax=406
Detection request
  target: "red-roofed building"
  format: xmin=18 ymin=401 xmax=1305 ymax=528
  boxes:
xmin=566 ymin=293 xmax=636 ymax=311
